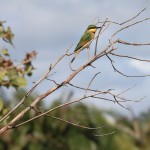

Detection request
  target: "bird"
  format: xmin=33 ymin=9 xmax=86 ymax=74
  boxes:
xmin=71 ymin=24 xmax=100 ymax=63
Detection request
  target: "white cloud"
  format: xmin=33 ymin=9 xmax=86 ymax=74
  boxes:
xmin=129 ymin=59 xmax=150 ymax=73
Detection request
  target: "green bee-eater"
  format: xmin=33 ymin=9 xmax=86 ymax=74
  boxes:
xmin=71 ymin=24 xmax=100 ymax=63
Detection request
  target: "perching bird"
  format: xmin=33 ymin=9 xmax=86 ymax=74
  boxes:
xmin=71 ymin=24 xmax=100 ymax=63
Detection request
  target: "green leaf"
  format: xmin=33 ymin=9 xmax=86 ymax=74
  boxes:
xmin=8 ymin=68 xmax=17 ymax=80
xmin=25 ymin=65 xmax=33 ymax=76
xmin=0 ymin=25 xmax=4 ymax=38
xmin=0 ymin=69 xmax=7 ymax=81
xmin=4 ymin=26 xmax=15 ymax=47
xmin=11 ymin=77 xmax=27 ymax=87
xmin=1 ymin=48 xmax=9 ymax=56
xmin=0 ymin=97 xmax=4 ymax=111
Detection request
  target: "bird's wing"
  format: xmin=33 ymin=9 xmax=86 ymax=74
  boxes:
xmin=74 ymin=31 xmax=92 ymax=52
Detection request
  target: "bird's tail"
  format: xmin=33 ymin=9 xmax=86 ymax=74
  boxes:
xmin=71 ymin=51 xmax=80 ymax=63
xmin=71 ymin=57 xmax=75 ymax=63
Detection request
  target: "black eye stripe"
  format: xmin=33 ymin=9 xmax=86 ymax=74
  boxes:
xmin=89 ymin=27 xmax=96 ymax=29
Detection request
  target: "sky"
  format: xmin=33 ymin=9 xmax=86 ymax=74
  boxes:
xmin=0 ymin=0 xmax=150 ymax=116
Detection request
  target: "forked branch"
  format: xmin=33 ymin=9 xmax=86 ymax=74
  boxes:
xmin=0 ymin=8 xmax=150 ymax=135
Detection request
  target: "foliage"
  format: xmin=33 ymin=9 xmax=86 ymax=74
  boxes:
xmin=0 ymin=20 xmax=36 ymax=126
xmin=0 ymin=89 xmax=150 ymax=150
xmin=0 ymin=97 xmax=9 ymax=126
xmin=0 ymin=20 xmax=36 ymax=89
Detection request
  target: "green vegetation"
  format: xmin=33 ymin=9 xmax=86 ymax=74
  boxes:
xmin=0 ymin=89 xmax=150 ymax=150
xmin=0 ymin=20 xmax=36 ymax=126
xmin=0 ymin=20 xmax=36 ymax=89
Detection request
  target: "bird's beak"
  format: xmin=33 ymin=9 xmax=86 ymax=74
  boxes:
xmin=96 ymin=27 xmax=101 ymax=29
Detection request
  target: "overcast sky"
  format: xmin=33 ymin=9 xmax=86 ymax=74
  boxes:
xmin=0 ymin=0 xmax=150 ymax=116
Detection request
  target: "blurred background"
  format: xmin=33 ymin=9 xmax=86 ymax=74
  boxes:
xmin=0 ymin=0 xmax=150 ymax=149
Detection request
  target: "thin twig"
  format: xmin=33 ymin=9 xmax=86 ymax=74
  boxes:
xmin=120 ymin=8 xmax=147 ymax=25
xmin=14 ymin=106 xmax=106 ymax=130
xmin=94 ymin=18 xmax=108 ymax=55
xmin=93 ymin=131 xmax=116 ymax=137
xmin=112 ymin=18 xmax=150 ymax=37
xmin=98 ymin=8 xmax=147 ymax=26
xmin=117 ymin=84 xmax=136 ymax=96
xmin=0 ymin=45 xmax=72 ymax=124
xmin=110 ymin=52 xmax=150 ymax=62
xmin=84 ymin=72 xmax=101 ymax=96
xmin=118 ymin=39 xmax=150 ymax=46
xmin=105 ymin=52 xmax=150 ymax=78
xmin=10 ymin=91 xmax=115 ymax=128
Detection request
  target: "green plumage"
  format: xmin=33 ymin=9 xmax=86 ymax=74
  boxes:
xmin=74 ymin=31 xmax=93 ymax=52
xmin=71 ymin=24 xmax=97 ymax=63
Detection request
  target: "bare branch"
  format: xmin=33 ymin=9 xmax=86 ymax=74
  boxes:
xmin=110 ymin=52 xmax=150 ymax=62
xmin=93 ymin=131 xmax=116 ymax=137
xmin=117 ymin=84 xmax=137 ymax=96
xmin=105 ymin=52 xmax=150 ymax=77
xmin=0 ymin=9 xmax=150 ymax=135
xmin=112 ymin=18 xmax=150 ymax=37
xmin=84 ymin=72 xmax=101 ymax=96
xmin=94 ymin=18 xmax=108 ymax=55
xmin=118 ymin=39 xmax=150 ymax=46
xmin=98 ymin=8 xmax=147 ymax=26
xmin=119 ymin=7 xmax=147 ymax=25
xmin=14 ymin=106 xmax=106 ymax=131
xmin=0 ymin=45 xmax=72 ymax=123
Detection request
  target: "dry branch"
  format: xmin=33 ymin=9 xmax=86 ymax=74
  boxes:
xmin=0 ymin=8 xmax=150 ymax=135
